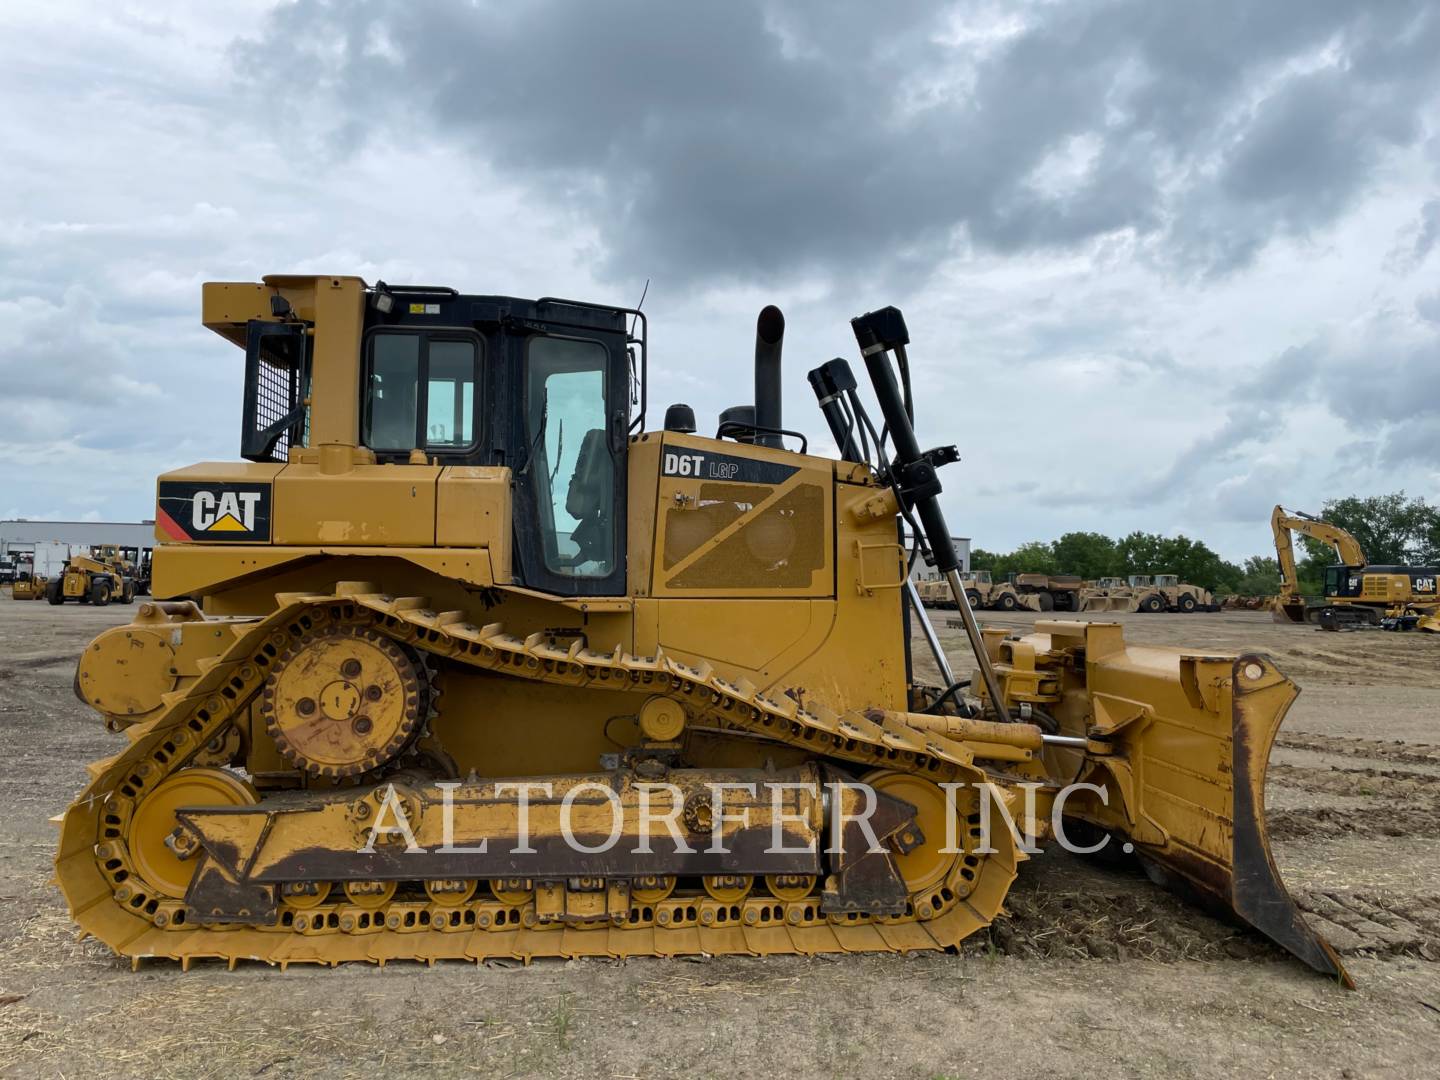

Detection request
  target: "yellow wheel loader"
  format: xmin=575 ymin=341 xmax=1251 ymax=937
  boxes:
xmin=951 ymin=570 xmax=1026 ymax=611
xmin=94 ymin=544 xmax=147 ymax=594
xmin=1076 ymin=576 xmax=1135 ymax=613
xmin=915 ymin=577 xmax=953 ymax=609
xmin=918 ymin=571 xmax=1019 ymax=611
xmin=54 ymin=276 xmax=1345 ymax=983
xmin=1080 ymin=575 xmax=1213 ymax=615
xmin=1148 ymin=574 xmax=1217 ymax=613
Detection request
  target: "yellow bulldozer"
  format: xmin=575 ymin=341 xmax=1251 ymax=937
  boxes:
xmin=54 ymin=276 xmax=1345 ymax=983
xmin=1271 ymin=506 xmax=1439 ymax=629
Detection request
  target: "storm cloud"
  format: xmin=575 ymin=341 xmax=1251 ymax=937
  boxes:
xmin=236 ymin=0 xmax=1440 ymax=285
xmin=1 ymin=1 xmax=1437 ymax=557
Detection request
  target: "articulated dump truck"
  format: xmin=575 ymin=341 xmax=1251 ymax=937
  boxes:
xmin=56 ymin=276 xmax=1345 ymax=982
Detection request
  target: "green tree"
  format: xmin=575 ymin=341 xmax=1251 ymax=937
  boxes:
xmin=1305 ymin=492 xmax=1440 ymax=566
xmin=1153 ymin=534 xmax=1242 ymax=593
xmin=970 ymin=548 xmax=1001 ymax=572
xmin=1234 ymin=555 xmax=1281 ymax=595
xmin=1115 ymin=532 xmax=1166 ymax=576
xmin=984 ymin=541 xmax=1058 ymax=578
xmin=1008 ymin=541 xmax=1059 ymax=575
xmin=1424 ymin=513 xmax=1440 ymax=565
xmin=977 ymin=531 xmax=1243 ymax=590
xmin=1051 ymin=531 xmax=1119 ymax=579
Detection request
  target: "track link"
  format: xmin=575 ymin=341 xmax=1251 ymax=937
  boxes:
xmin=55 ymin=585 xmax=1019 ymax=968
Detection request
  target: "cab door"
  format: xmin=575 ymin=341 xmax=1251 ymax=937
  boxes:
xmin=511 ymin=328 xmax=629 ymax=596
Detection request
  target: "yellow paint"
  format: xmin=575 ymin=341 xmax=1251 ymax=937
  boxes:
xmin=51 ymin=272 xmax=1346 ymax=984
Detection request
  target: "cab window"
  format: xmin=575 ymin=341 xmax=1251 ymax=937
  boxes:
xmin=525 ymin=336 xmax=613 ymax=577
xmin=426 ymin=341 xmax=476 ymax=448
xmin=1323 ymin=566 xmax=1357 ymax=597
xmin=364 ymin=331 xmax=480 ymax=453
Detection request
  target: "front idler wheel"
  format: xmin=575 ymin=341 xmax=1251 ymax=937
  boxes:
xmin=127 ymin=768 xmax=259 ymax=899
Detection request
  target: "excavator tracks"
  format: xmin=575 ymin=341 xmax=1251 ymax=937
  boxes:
xmin=55 ymin=584 xmax=1020 ymax=969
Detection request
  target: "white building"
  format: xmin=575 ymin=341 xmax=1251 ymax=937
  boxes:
xmin=1 ymin=520 xmax=156 ymax=561
xmin=906 ymin=534 xmax=971 ymax=579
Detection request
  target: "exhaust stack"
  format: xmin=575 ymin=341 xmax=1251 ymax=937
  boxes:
xmin=754 ymin=305 xmax=785 ymax=448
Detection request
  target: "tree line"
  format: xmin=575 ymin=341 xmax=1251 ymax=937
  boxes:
xmin=971 ymin=492 xmax=1440 ymax=596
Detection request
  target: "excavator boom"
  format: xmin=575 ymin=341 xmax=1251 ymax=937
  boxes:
xmin=1271 ymin=505 xmax=1366 ymax=623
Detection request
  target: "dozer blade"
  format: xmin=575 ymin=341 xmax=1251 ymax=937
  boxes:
xmin=1057 ymin=625 xmax=1350 ymax=985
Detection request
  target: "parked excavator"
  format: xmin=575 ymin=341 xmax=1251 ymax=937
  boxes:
xmin=1271 ymin=505 xmax=1439 ymax=629
xmin=54 ymin=276 xmax=1345 ymax=984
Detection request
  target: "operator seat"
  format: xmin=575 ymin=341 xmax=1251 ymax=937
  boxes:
xmin=565 ymin=428 xmax=612 ymax=566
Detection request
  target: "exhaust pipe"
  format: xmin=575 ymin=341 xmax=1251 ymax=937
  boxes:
xmin=754 ymin=305 xmax=785 ymax=448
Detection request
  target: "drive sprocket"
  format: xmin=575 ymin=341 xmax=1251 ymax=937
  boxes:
xmin=259 ymin=624 xmax=426 ymax=779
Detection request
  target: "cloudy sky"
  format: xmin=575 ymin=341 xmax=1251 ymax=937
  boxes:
xmin=3 ymin=0 xmax=1437 ymax=560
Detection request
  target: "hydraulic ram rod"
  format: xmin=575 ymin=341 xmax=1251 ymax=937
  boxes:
xmin=852 ymin=307 xmax=1011 ymax=721
xmin=942 ymin=568 xmax=1010 ymax=720
xmin=906 ymin=577 xmax=957 ymax=687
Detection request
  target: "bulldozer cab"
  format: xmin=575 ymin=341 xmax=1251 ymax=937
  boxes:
xmin=228 ymin=280 xmax=637 ymax=598
xmin=354 ymin=297 xmax=632 ymax=595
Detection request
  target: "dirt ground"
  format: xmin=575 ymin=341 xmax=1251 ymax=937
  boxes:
xmin=1 ymin=598 xmax=1438 ymax=1079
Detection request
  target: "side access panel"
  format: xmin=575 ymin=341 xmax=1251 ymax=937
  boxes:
xmin=649 ymin=433 xmax=833 ymax=599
